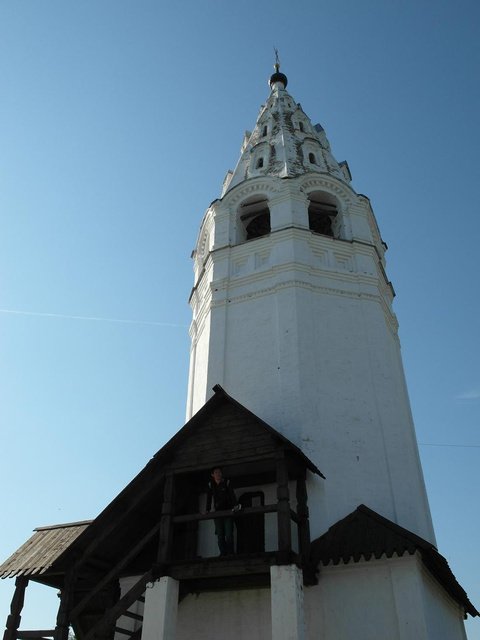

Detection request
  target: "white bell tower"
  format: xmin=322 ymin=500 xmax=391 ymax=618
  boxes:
xmin=0 ymin=61 xmax=474 ymax=640
xmin=182 ymin=62 xmax=474 ymax=639
xmin=187 ymin=63 xmax=434 ymax=543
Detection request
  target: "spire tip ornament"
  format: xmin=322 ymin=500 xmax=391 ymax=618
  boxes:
xmin=274 ymin=47 xmax=280 ymax=72
xmin=269 ymin=48 xmax=288 ymax=89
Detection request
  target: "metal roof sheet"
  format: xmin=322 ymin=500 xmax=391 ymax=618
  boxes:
xmin=0 ymin=520 xmax=92 ymax=579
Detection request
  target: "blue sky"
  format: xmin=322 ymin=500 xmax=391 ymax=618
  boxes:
xmin=0 ymin=0 xmax=479 ymax=636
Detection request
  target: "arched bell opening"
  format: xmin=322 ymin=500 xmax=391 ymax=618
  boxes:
xmin=238 ymin=196 xmax=271 ymax=242
xmin=307 ymin=190 xmax=340 ymax=238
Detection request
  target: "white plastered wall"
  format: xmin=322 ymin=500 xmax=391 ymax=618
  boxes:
xmin=187 ymin=219 xmax=433 ymax=542
xmin=176 ymin=589 xmax=272 ymax=640
xmin=174 ymin=555 xmax=467 ymax=640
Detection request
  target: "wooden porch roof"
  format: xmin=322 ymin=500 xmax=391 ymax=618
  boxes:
xmin=153 ymin=385 xmax=324 ymax=476
xmin=310 ymin=504 xmax=478 ymax=618
xmin=0 ymin=386 xmax=323 ymax=583
xmin=0 ymin=521 xmax=92 ymax=579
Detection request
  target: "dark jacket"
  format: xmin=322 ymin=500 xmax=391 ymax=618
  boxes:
xmin=206 ymin=479 xmax=237 ymax=512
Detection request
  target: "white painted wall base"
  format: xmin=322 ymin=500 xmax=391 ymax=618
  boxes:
xmin=270 ymin=565 xmax=305 ymax=640
xmin=176 ymin=589 xmax=271 ymax=640
xmin=170 ymin=555 xmax=468 ymax=639
xmin=141 ymin=576 xmax=179 ymax=640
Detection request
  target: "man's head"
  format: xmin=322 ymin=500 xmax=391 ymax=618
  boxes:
xmin=211 ymin=467 xmax=223 ymax=485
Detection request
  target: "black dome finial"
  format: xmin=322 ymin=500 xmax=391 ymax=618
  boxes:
xmin=269 ymin=47 xmax=288 ymax=89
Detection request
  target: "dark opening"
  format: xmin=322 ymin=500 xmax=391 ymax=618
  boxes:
xmin=309 ymin=212 xmax=334 ymax=236
xmin=299 ymin=122 xmax=304 ymax=132
xmin=245 ymin=211 xmax=270 ymax=240
xmin=256 ymin=157 xmax=264 ymax=169
xmin=236 ymin=491 xmax=265 ymax=553
xmin=308 ymin=198 xmax=338 ymax=238
xmin=262 ymin=125 xmax=268 ymax=137
xmin=309 ymin=152 xmax=316 ymax=164
xmin=240 ymin=198 xmax=271 ymax=242
xmin=172 ymin=475 xmax=200 ymax=561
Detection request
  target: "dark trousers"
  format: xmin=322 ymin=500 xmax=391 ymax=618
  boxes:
xmin=215 ymin=516 xmax=234 ymax=555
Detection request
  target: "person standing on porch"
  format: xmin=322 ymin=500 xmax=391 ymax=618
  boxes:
xmin=206 ymin=467 xmax=240 ymax=556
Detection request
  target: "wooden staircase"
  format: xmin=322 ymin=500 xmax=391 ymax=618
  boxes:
xmin=79 ymin=572 xmax=152 ymax=640
xmin=113 ymin=594 xmax=144 ymax=640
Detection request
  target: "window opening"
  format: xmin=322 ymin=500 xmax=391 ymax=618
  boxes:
xmin=309 ymin=152 xmax=316 ymax=164
xmin=299 ymin=122 xmax=304 ymax=132
xmin=246 ymin=212 xmax=270 ymax=239
xmin=240 ymin=199 xmax=271 ymax=241
xmin=256 ymin=157 xmax=264 ymax=169
xmin=308 ymin=197 xmax=338 ymax=238
xmin=262 ymin=125 xmax=268 ymax=137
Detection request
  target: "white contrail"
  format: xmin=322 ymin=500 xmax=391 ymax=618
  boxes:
xmin=0 ymin=308 xmax=187 ymax=328
xmin=455 ymin=389 xmax=480 ymax=400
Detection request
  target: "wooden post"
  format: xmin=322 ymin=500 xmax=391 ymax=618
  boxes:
xmin=296 ymin=473 xmax=311 ymax=566
xmin=156 ymin=473 xmax=175 ymax=569
xmin=276 ymin=452 xmax=291 ymax=563
xmin=3 ymin=577 xmax=28 ymax=640
xmin=53 ymin=568 xmax=76 ymax=640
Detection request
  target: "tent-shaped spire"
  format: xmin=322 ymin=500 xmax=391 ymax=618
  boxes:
xmin=223 ymin=60 xmax=351 ymax=194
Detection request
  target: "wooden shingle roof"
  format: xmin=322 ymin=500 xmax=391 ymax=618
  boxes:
xmin=0 ymin=521 xmax=92 ymax=579
xmin=310 ymin=504 xmax=478 ymax=618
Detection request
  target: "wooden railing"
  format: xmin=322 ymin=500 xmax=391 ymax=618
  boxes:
xmin=172 ymin=503 xmax=279 ymax=524
xmin=16 ymin=632 xmax=55 ymax=640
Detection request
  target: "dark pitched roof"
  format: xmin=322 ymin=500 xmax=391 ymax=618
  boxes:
xmin=4 ymin=386 xmax=322 ymax=579
xmin=0 ymin=521 xmax=92 ymax=579
xmin=154 ymin=385 xmax=324 ymax=476
xmin=310 ymin=504 xmax=478 ymax=618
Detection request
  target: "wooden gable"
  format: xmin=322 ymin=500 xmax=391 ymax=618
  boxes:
xmin=12 ymin=386 xmax=321 ymax=583
xmin=167 ymin=398 xmax=284 ymax=471
xmin=1 ymin=387 xmax=324 ymax=640
xmin=152 ymin=385 xmax=323 ymax=481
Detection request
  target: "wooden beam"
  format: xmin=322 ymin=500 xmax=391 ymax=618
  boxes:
xmin=170 ymin=553 xmax=275 ymax=580
xmin=128 ymin=629 xmax=142 ymax=640
xmin=3 ymin=577 xmax=28 ymax=640
xmin=181 ymin=573 xmax=270 ymax=593
xmin=122 ymin=611 xmax=142 ymax=622
xmin=113 ymin=627 xmax=135 ymax=636
xmin=276 ymin=453 xmax=292 ymax=558
xmin=130 ymin=626 xmax=143 ymax=640
xmin=82 ymin=570 xmax=152 ymax=640
xmin=54 ymin=567 xmax=77 ymax=640
xmin=16 ymin=632 xmax=55 ymax=639
xmin=296 ymin=474 xmax=311 ymax=566
xmin=70 ymin=519 xmax=162 ymax=618
xmin=72 ymin=472 xmax=165 ymax=573
xmin=173 ymin=503 xmax=277 ymax=524
xmin=168 ymin=453 xmax=278 ymax=475
xmin=157 ymin=472 xmax=175 ymax=565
